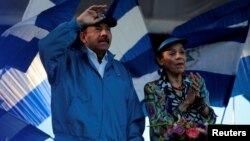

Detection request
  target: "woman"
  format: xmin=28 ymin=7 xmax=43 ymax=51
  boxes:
xmin=144 ymin=35 xmax=217 ymax=141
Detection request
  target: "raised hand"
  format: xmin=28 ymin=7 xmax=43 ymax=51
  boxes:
xmin=77 ymin=5 xmax=108 ymax=27
xmin=189 ymin=72 xmax=202 ymax=97
xmin=182 ymin=72 xmax=202 ymax=107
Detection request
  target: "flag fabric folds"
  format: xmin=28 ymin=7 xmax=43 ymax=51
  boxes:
xmin=0 ymin=0 xmax=79 ymax=73
xmin=171 ymin=0 xmax=250 ymax=107
xmin=110 ymin=0 xmax=250 ymax=107
xmin=108 ymin=0 xmax=158 ymax=102
xmin=1 ymin=1 xmax=250 ymax=140
xmin=231 ymin=27 xmax=250 ymax=101
xmin=0 ymin=0 xmax=79 ymax=129
xmin=0 ymin=108 xmax=51 ymax=141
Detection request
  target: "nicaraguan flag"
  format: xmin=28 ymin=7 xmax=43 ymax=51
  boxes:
xmin=0 ymin=108 xmax=51 ymax=141
xmin=0 ymin=0 xmax=79 ymax=130
xmin=109 ymin=0 xmax=250 ymax=108
xmin=108 ymin=0 xmax=158 ymax=102
xmin=231 ymin=26 xmax=250 ymax=101
xmin=172 ymin=0 xmax=250 ymax=107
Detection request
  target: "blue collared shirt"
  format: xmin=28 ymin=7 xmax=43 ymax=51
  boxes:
xmin=86 ymin=48 xmax=108 ymax=78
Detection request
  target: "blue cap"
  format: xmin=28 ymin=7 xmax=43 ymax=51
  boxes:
xmin=97 ymin=14 xmax=117 ymax=27
xmin=81 ymin=14 xmax=117 ymax=30
xmin=157 ymin=37 xmax=187 ymax=52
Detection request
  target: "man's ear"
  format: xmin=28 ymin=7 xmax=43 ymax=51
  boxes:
xmin=79 ymin=31 xmax=87 ymax=44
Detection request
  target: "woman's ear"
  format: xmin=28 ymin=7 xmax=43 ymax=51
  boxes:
xmin=156 ymin=57 xmax=163 ymax=66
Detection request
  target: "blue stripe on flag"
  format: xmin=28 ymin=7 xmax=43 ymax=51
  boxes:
xmin=0 ymin=108 xmax=51 ymax=140
xmin=36 ymin=0 xmax=79 ymax=31
xmin=11 ymin=124 xmax=51 ymax=141
xmin=0 ymin=35 xmax=38 ymax=73
xmin=8 ymin=80 xmax=51 ymax=126
xmin=0 ymin=25 xmax=10 ymax=35
xmin=172 ymin=0 xmax=250 ymax=38
xmin=183 ymin=26 xmax=248 ymax=49
xmin=107 ymin=0 xmax=138 ymax=20
xmin=121 ymin=34 xmax=158 ymax=77
xmin=51 ymin=0 xmax=67 ymax=5
xmin=232 ymin=56 xmax=250 ymax=98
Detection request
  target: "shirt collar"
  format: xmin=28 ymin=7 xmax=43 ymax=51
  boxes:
xmin=86 ymin=47 xmax=108 ymax=62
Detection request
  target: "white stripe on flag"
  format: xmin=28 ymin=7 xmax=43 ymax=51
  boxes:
xmin=186 ymin=41 xmax=243 ymax=75
xmin=241 ymin=30 xmax=250 ymax=58
xmin=133 ymin=71 xmax=160 ymax=101
xmin=2 ymin=20 xmax=49 ymax=41
xmin=22 ymin=0 xmax=54 ymax=21
xmin=0 ymin=54 xmax=48 ymax=110
xmin=110 ymin=6 xmax=148 ymax=60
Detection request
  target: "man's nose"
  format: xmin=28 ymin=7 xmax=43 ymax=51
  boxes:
xmin=100 ymin=28 xmax=110 ymax=36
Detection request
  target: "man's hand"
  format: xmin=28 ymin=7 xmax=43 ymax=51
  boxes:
xmin=77 ymin=5 xmax=108 ymax=27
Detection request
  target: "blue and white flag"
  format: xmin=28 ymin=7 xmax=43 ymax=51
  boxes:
xmin=0 ymin=0 xmax=79 ymax=128
xmin=172 ymin=0 xmax=250 ymax=107
xmin=231 ymin=26 xmax=250 ymax=102
xmin=109 ymin=0 xmax=250 ymax=108
xmin=108 ymin=0 xmax=158 ymax=103
xmin=0 ymin=108 xmax=51 ymax=141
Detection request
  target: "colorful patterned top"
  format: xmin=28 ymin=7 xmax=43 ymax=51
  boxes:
xmin=144 ymin=73 xmax=217 ymax=141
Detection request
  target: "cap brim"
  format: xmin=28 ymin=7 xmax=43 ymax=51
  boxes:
xmin=157 ymin=37 xmax=187 ymax=52
xmin=81 ymin=16 xmax=117 ymax=31
xmin=98 ymin=17 xmax=117 ymax=27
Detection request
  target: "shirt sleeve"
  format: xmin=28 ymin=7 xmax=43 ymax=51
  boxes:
xmin=199 ymin=78 xmax=217 ymax=124
xmin=144 ymin=83 xmax=174 ymax=138
xmin=127 ymin=75 xmax=145 ymax=141
xmin=38 ymin=19 xmax=81 ymax=84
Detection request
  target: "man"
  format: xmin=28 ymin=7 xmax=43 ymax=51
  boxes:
xmin=39 ymin=4 xmax=145 ymax=141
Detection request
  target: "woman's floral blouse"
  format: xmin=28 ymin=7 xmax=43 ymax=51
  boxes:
xmin=144 ymin=73 xmax=217 ymax=141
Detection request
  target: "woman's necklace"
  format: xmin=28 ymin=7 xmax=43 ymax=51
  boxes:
xmin=172 ymin=84 xmax=183 ymax=90
xmin=171 ymin=79 xmax=183 ymax=97
xmin=171 ymin=78 xmax=183 ymax=89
